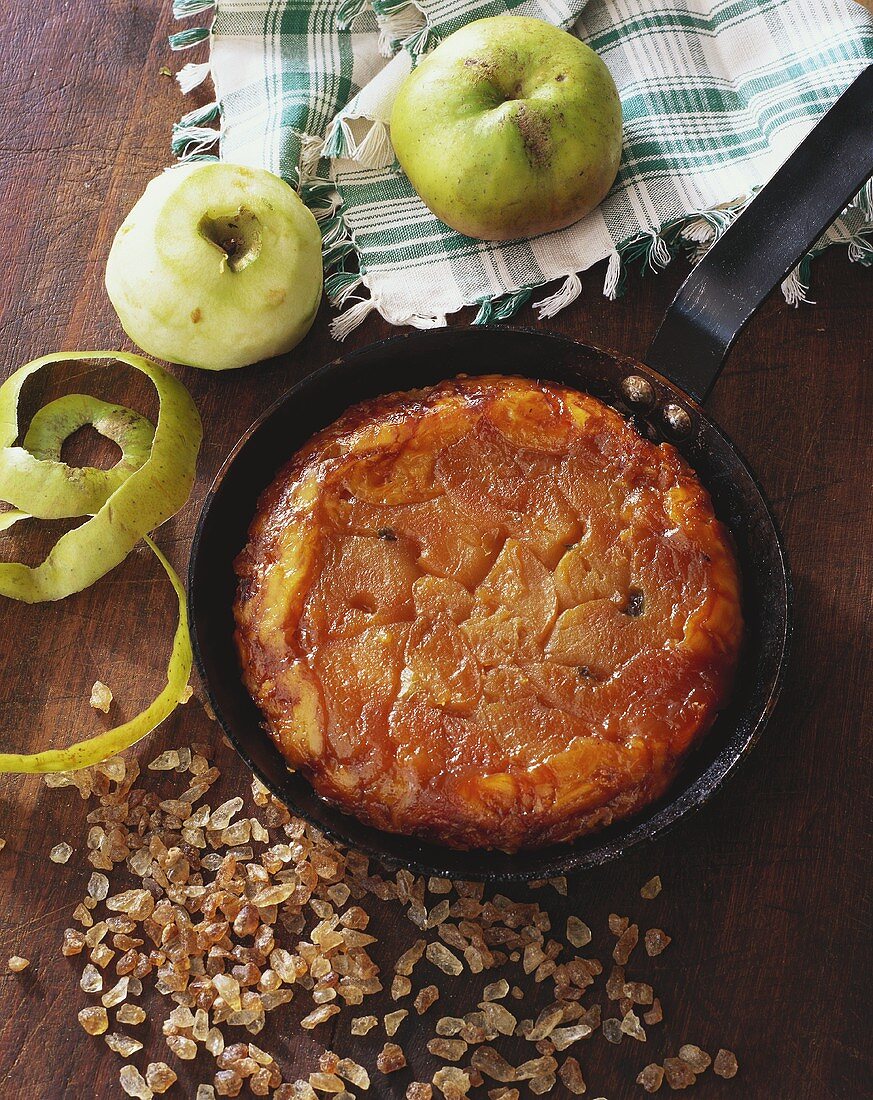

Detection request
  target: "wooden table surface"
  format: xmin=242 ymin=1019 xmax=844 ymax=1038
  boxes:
xmin=0 ymin=3 xmax=870 ymax=1099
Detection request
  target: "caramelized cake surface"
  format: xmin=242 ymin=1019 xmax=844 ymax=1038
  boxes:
xmin=234 ymin=376 xmax=742 ymax=851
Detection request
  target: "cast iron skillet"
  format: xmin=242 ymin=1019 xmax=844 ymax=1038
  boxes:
xmin=190 ymin=66 xmax=873 ymax=881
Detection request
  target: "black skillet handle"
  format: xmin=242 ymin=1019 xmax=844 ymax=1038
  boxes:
xmin=646 ymin=63 xmax=873 ymax=404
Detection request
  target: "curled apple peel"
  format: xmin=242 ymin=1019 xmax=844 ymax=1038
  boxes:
xmin=0 ymin=351 xmax=202 ymax=772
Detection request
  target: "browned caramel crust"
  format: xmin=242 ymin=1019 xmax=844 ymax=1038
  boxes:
xmin=234 ymin=376 xmax=742 ymax=851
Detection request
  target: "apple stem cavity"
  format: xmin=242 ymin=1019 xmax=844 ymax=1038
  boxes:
xmin=198 ymin=207 xmax=262 ymax=273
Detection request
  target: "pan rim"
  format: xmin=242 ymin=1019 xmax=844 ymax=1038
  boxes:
xmin=188 ymin=325 xmax=792 ymax=882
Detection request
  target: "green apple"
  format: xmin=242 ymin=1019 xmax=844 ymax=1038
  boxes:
xmin=105 ymin=162 xmax=323 ymax=371
xmin=390 ymin=16 xmax=622 ymax=241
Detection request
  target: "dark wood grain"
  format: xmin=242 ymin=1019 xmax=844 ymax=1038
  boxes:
xmin=0 ymin=2 xmax=870 ymax=1098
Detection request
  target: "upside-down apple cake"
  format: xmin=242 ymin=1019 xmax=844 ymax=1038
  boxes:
xmin=234 ymin=376 xmax=742 ymax=851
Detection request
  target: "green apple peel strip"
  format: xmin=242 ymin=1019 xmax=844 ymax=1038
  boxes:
xmin=0 ymin=351 xmax=202 ymax=773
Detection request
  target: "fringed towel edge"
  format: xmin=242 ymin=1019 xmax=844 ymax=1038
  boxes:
xmin=328 ymin=184 xmax=873 ymax=338
xmin=169 ymin=4 xmax=221 ymax=161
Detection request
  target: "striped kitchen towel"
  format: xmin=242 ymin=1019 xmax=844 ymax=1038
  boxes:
xmin=170 ymin=0 xmax=873 ymax=336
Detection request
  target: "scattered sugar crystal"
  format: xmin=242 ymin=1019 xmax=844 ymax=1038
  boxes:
xmin=623 ymin=981 xmax=654 ymax=1004
xmin=148 ymin=750 xmax=180 ymax=771
xmin=663 ymin=1058 xmax=696 ymax=1090
xmin=470 ymin=1046 xmax=517 ymax=1083
xmin=196 ymin=1087 xmax=217 ymax=1100
xmin=84 ymin=919 xmax=107 ymax=946
xmin=335 ymin=1058 xmax=369 ymax=1089
xmin=602 ymin=1018 xmax=622 ymax=1044
xmin=516 ymin=1056 xmax=557 ymax=1081
xmin=550 ymin=1024 xmax=592 ymax=1050
xmin=559 ymin=1057 xmax=586 ymax=1095
xmin=73 ymin=902 xmax=93 ymax=927
xmin=436 ymin=1017 xmax=464 ymax=1036
xmin=119 ymin=1065 xmax=152 ymax=1099
xmin=679 ymin=1045 xmax=711 ymax=1073
xmin=62 ymin=928 xmax=85 ymax=956
xmin=308 ymin=1071 xmax=344 ymax=1092
xmin=637 ymin=1063 xmax=665 ymax=1092
xmin=640 ymin=875 xmax=662 ymax=899
xmin=432 ymin=1067 xmax=470 ymax=1098
xmin=528 ymin=1005 xmax=563 ymax=1041
xmin=206 ymin=1028 xmax=225 ymax=1055
xmin=425 ymin=899 xmax=451 ymax=930
xmin=317 ymin=1054 xmax=340 ymax=1078
xmin=7 ymin=955 xmax=29 ymax=973
xmin=101 ymin=976 xmax=130 ymax=1007
xmin=523 ymin=943 xmax=546 ymax=974
xmin=50 ymin=842 xmax=72 ymax=864
xmin=482 ymin=978 xmax=509 ymax=1001
xmin=222 ymin=820 xmax=251 ymax=846
xmin=414 ymin=985 xmax=439 ymax=1014
xmin=78 ymin=1006 xmax=109 ymax=1034
xmin=213 ymin=973 xmax=242 ymax=1010
xmin=566 ymin=917 xmax=592 ymax=948
xmin=166 ymin=1035 xmax=197 ymax=1060
xmin=327 ymin=882 xmax=350 ymax=906
xmin=146 ymin=1063 xmax=177 ymax=1094
xmin=99 ymin=756 xmax=126 ymax=782
xmin=80 ymin=963 xmax=103 ymax=992
xmin=250 ymin=883 xmax=297 ymax=907
xmin=395 ymin=938 xmax=426 ymax=975
xmin=192 ymin=1009 xmax=209 ymax=1041
xmin=613 ymin=923 xmax=639 ymax=965
xmin=376 ymin=1043 xmax=406 ymax=1073
xmin=87 ymin=873 xmax=109 ymax=901
xmin=209 ymin=797 xmax=244 ymax=830
xmin=426 ymin=941 xmax=463 ymax=976
xmin=529 ymin=1074 xmax=556 ymax=1095
xmin=391 ymin=974 xmax=412 ymax=1000
xmin=128 ymin=849 xmax=153 ymax=877
xmin=90 ymin=943 xmax=115 ymax=968
xmin=167 ymin=1005 xmax=194 ymax=1030
xmin=427 ymin=1038 xmax=468 ymax=1061
xmin=105 ymin=1033 xmax=143 ymax=1057
xmin=117 ymin=1004 xmax=147 ymax=1026
xmin=608 ymin=913 xmax=628 ymax=935
xmin=620 ymin=1010 xmax=646 ymax=1041
xmin=301 ymin=1005 xmax=340 ymax=1029
xmin=384 ymin=1009 xmax=408 ymax=1036
xmin=214 ymin=1070 xmax=243 ymax=1096
xmin=406 ymin=1085 xmax=433 ymax=1100
xmin=713 ymin=1049 xmax=738 ymax=1079
xmin=645 ymin=928 xmax=671 ymax=957
xmin=44 ymin=772 xmax=75 ymax=788
xmin=579 ymin=1005 xmax=601 ymax=1031
xmin=644 ymin=999 xmax=663 ymax=1025
xmin=465 ymin=944 xmax=486 ymax=973
xmin=479 ymin=1001 xmax=517 ymax=1035
xmin=106 ymin=889 xmax=154 ymax=920
xmin=351 ymin=1016 xmax=378 ymax=1035
xmin=90 ymin=681 xmax=113 ymax=712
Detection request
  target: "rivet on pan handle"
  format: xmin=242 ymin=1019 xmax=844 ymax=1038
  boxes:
xmin=646 ymin=63 xmax=873 ymax=405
